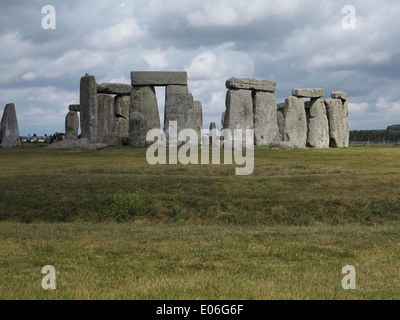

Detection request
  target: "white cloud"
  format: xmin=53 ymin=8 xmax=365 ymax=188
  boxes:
xmin=86 ymin=18 xmax=147 ymax=49
xmin=22 ymin=72 xmax=37 ymax=81
xmin=144 ymin=49 xmax=169 ymax=69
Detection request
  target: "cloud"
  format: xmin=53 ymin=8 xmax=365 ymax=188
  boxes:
xmin=85 ymin=18 xmax=147 ymax=49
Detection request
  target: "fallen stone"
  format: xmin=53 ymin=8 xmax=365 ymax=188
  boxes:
xmin=129 ymin=111 xmax=147 ymax=147
xmin=97 ymin=83 xmax=132 ymax=95
xmin=269 ymin=141 xmax=295 ymax=150
xmin=331 ymin=91 xmax=348 ymax=101
xmin=65 ymin=111 xmax=79 ymax=141
xmin=0 ymin=103 xmax=21 ymax=148
xmin=252 ymin=91 xmax=279 ymax=146
xmin=226 ymin=77 xmax=277 ymax=92
xmin=131 ymin=71 xmax=188 ymax=86
xmin=47 ymin=138 xmax=107 ymax=151
xmin=292 ymin=88 xmax=324 ymax=98
xmin=131 ymin=86 xmax=160 ymax=132
xmin=102 ymin=132 xmax=123 ymax=147
xmin=80 ymin=74 xmax=98 ymax=143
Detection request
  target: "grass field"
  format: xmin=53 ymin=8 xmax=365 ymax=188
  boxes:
xmin=0 ymin=146 xmax=400 ymax=299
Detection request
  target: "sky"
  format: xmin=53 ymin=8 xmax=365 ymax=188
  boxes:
xmin=1 ymin=0 xmax=400 ymax=136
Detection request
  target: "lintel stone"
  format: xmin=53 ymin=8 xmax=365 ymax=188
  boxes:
xmin=331 ymin=91 xmax=348 ymax=101
xmin=226 ymin=77 xmax=277 ymax=92
xmin=97 ymin=83 xmax=133 ymax=95
xmin=131 ymin=71 xmax=188 ymax=86
xmin=292 ymin=88 xmax=324 ymax=98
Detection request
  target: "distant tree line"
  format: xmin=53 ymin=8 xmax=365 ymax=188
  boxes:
xmin=350 ymin=125 xmax=400 ymax=141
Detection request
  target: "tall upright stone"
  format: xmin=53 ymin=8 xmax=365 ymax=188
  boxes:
xmin=65 ymin=111 xmax=79 ymax=141
xmin=306 ymin=98 xmax=329 ymax=148
xmin=325 ymin=96 xmax=349 ymax=148
xmin=97 ymin=94 xmax=115 ymax=142
xmin=131 ymin=86 xmax=160 ymax=132
xmin=277 ymin=97 xmax=307 ymax=148
xmin=194 ymin=100 xmax=203 ymax=142
xmin=0 ymin=103 xmax=21 ymax=148
xmin=252 ymin=91 xmax=279 ymax=146
xmin=113 ymin=95 xmax=130 ymax=142
xmin=164 ymin=92 xmax=195 ymax=145
xmin=129 ymin=111 xmax=147 ymax=147
xmin=224 ymin=89 xmax=254 ymax=146
xmin=80 ymin=74 xmax=98 ymax=143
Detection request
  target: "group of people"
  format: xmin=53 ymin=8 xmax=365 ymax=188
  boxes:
xmin=26 ymin=132 xmax=66 ymax=145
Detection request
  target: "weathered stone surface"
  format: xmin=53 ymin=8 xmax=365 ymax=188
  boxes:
xmin=114 ymin=95 xmax=130 ymax=120
xmin=278 ymin=97 xmax=307 ymax=148
xmin=47 ymin=138 xmax=108 ymax=151
xmin=269 ymin=141 xmax=295 ymax=150
xmin=331 ymin=91 xmax=348 ymax=101
xmin=209 ymin=122 xmax=218 ymax=146
xmin=221 ymin=111 xmax=226 ymax=128
xmin=194 ymin=100 xmax=203 ymax=142
xmin=97 ymin=83 xmax=132 ymax=95
xmin=252 ymin=91 xmax=279 ymax=146
xmin=131 ymin=71 xmax=187 ymax=86
xmin=224 ymin=89 xmax=254 ymax=147
xmin=164 ymin=92 xmax=195 ymax=145
xmin=102 ymin=133 xmax=123 ymax=147
xmin=97 ymin=94 xmax=115 ymax=142
xmin=65 ymin=111 xmax=79 ymax=141
xmin=80 ymin=74 xmax=98 ymax=143
xmin=292 ymin=88 xmax=324 ymax=98
xmin=131 ymin=86 xmax=160 ymax=132
xmin=129 ymin=111 xmax=147 ymax=147
xmin=306 ymin=98 xmax=329 ymax=148
xmin=0 ymin=103 xmax=21 ymax=148
xmin=325 ymin=99 xmax=350 ymax=148
xmin=226 ymin=78 xmax=277 ymax=92
xmin=69 ymin=104 xmax=81 ymax=112
xmin=166 ymin=85 xmax=189 ymax=94
xmin=276 ymin=105 xmax=285 ymax=142
xmin=113 ymin=95 xmax=130 ymax=142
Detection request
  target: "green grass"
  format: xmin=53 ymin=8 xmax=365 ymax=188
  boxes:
xmin=1 ymin=146 xmax=400 ymax=225
xmin=0 ymin=222 xmax=399 ymax=300
xmin=1 ymin=146 xmax=400 ymax=299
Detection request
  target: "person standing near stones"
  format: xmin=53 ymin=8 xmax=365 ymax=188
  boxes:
xmin=32 ymin=133 xmax=38 ymax=146
xmin=27 ymin=134 xmax=31 ymax=143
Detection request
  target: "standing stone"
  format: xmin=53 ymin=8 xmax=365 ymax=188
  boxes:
xmin=276 ymin=103 xmax=286 ymax=142
xmin=252 ymin=91 xmax=279 ymax=146
xmin=131 ymin=86 xmax=160 ymax=132
xmin=278 ymin=97 xmax=307 ymax=148
xmin=97 ymin=94 xmax=115 ymax=143
xmin=325 ymin=98 xmax=349 ymax=148
xmin=113 ymin=95 xmax=130 ymax=142
xmin=65 ymin=111 xmax=79 ymax=141
xmin=221 ymin=111 xmax=226 ymax=128
xmin=164 ymin=92 xmax=195 ymax=145
xmin=80 ymin=74 xmax=98 ymax=143
xmin=129 ymin=111 xmax=147 ymax=147
xmin=224 ymin=89 xmax=254 ymax=146
xmin=306 ymin=98 xmax=329 ymax=148
xmin=0 ymin=103 xmax=21 ymax=148
xmin=209 ymin=122 xmax=217 ymax=146
xmin=194 ymin=101 xmax=203 ymax=142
